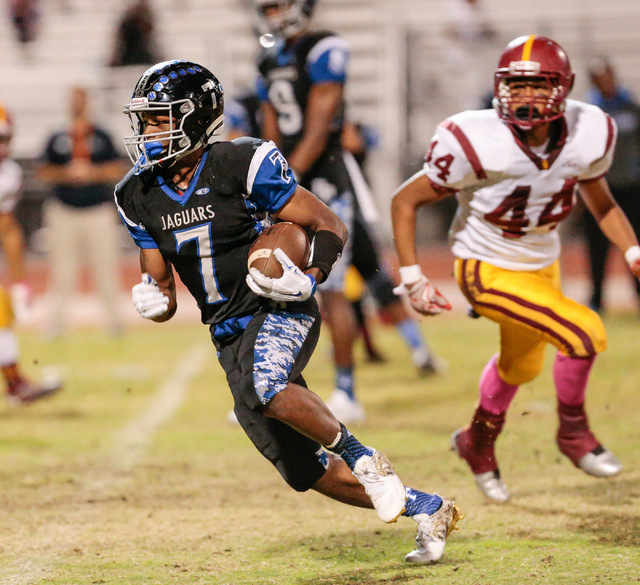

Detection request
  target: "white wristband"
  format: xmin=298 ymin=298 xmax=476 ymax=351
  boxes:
xmin=399 ymin=264 xmax=424 ymax=285
xmin=624 ymin=245 xmax=640 ymax=266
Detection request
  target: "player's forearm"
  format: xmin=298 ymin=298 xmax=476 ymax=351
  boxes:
xmin=139 ymin=250 xmax=177 ymax=322
xmin=579 ymin=179 xmax=639 ymax=256
xmin=391 ymin=195 xmax=420 ymax=269
xmin=597 ymin=205 xmax=639 ymax=256
xmin=288 ymin=134 xmax=330 ymax=177
xmin=391 ymin=171 xmax=447 ymax=270
xmin=289 ymin=83 xmax=343 ymax=177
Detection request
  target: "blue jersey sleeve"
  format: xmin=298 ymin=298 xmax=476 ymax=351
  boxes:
xmin=256 ymin=75 xmax=269 ymax=102
xmin=121 ymin=219 xmax=159 ymax=249
xmin=307 ymin=36 xmax=350 ymax=84
xmin=246 ymin=141 xmax=297 ymax=213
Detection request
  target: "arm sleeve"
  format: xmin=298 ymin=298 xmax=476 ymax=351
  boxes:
xmin=306 ymin=36 xmax=350 ymax=84
xmin=245 ymin=140 xmax=298 ymax=213
xmin=422 ymin=122 xmax=479 ymax=191
xmin=114 ymin=183 xmax=158 ymax=249
xmin=578 ymin=113 xmax=617 ymax=183
xmin=256 ymin=75 xmax=269 ymax=102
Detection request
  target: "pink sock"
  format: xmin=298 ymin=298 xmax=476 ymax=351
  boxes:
xmin=553 ymin=352 xmax=596 ymax=406
xmin=478 ymin=354 xmax=519 ymax=415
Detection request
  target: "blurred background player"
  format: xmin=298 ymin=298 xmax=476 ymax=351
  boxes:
xmin=37 ymin=86 xmax=127 ymax=338
xmin=0 ymin=104 xmax=62 ymax=406
xmin=391 ymin=35 xmax=640 ymax=502
xmin=252 ymin=0 xmax=364 ymax=422
xmin=583 ymin=56 xmax=640 ymax=313
xmin=226 ymin=100 xmax=444 ymax=374
xmin=341 ymin=120 xmax=444 ymax=374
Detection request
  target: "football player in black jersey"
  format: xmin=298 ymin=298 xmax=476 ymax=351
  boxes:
xmin=116 ymin=59 xmax=461 ymax=564
xmin=252 ymin=0 xmax=365 ymax=423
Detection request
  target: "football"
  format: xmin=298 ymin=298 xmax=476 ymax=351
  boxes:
xmin=247 ymin=222 xmax=311 ymax=279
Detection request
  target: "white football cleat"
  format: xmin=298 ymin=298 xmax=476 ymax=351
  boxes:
xmin=578 ymin=446 xmax=622 ymax=478
xmin=6 ymin=376 xmax=63 ymax=408
xmin=473 ymin=470 xmax=510 ymax=503
xmin=227 ymin=409 xmax=240 ymax=425
xmin=405 ymin=497 xmax=463 ymax=564
xmin=353 ymin=450 xmax=406 ymax=523
xmin=450 ymin=429 xmax=510 ymax=503
xmin=325 ymin=389 xmax=366 ymax=424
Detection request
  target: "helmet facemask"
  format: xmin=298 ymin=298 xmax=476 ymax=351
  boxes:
xmin=124 ymin=95 xmax=223 ymax=170
xmin=494 ymin=61 xmax=573 ymax=131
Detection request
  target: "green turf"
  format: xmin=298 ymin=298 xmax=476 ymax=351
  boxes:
xmin=1 ymin=314 xmax=639 ymax=584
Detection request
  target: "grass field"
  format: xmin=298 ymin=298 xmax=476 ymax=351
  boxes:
xmin=1 ymin=312 xmax=640 ymax=584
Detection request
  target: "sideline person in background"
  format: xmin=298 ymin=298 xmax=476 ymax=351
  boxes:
xmin=119 ymin=60 xmax=462 ymax=565
xmin=38 ymin=86 xmax=127 ymax=338
xmin=9 ymin=0 xmax=40 ymax=60
xmin=0 ymin=104 xmax=63 ymax=406
xmin=392 ymin=36 xmax=638 ymax=502
xmin=109 ymin=0 xmax=161 ymax=67
xmin=583 ymin=56 xmax=640 ymax=313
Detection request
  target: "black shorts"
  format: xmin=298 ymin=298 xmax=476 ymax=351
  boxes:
xmin=214 ymin=299 xmax=328 ymax=492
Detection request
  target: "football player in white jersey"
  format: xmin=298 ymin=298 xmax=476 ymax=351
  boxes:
xmin=0 ymin=104 xmax=62 ymax=406
xmin=391 ymin=35 xmax=640 ymax=502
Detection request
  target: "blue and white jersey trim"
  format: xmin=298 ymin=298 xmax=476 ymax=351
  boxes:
xmin=114 ymin=189 xmax=158 ymax=249
xmin=253 ymin=311 xmax=315 ymax=404
xmin=307 ymin=36 xmax=350 ymax=84
xmin=246 ymin=141 xmax=298 ymax=212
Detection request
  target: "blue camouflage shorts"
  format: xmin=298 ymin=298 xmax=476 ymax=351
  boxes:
xmin=214 ymin=298 xmax=328 ymax=492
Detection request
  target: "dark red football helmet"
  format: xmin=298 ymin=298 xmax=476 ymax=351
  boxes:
xmin=493 ymin=35 xmax=575 ymax=130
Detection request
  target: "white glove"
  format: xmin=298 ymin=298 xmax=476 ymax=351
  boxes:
xmin=10 ymin=282 xmax=33 ymax=323
xmin=246 ymin=248 xmax=317 ymax=302
xmin=625 ymin=245 xmax=640 ymax=279
xmin=132 ymin=273 xmax=169 ymax=319
xmin=393 ymin=274 xmax=451 ymax=316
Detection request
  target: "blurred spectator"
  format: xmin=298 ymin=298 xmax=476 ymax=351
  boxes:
xmin=9 ymin=0 xmax=40 ymax=59
xmin=443 ymin=0 xmax=498 ymax=111
xmin=0 ymin=104 xmax=63 ymax=405
xmin=584 ymin=56 xmax=640 ymax=312
xmin=109 ymin=0 xmax=161 ymax=67
xmin=37 ymin=87 xmax=128 ymax=338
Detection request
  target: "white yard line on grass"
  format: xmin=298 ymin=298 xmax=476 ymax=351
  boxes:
xmin=6 ymin=343 xmax=211 ymax=585
xmin=111 ymin=343 xmax=210 ymax=473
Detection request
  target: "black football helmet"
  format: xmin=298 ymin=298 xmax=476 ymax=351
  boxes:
xmin=123 ymin=60 xmax=225 ymax=169
xmin=253 ymin=0 xmax=316 ymax=40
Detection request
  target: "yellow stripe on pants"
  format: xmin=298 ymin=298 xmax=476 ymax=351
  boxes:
xmin=454 ymin=258 xmax=606 ymax=385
